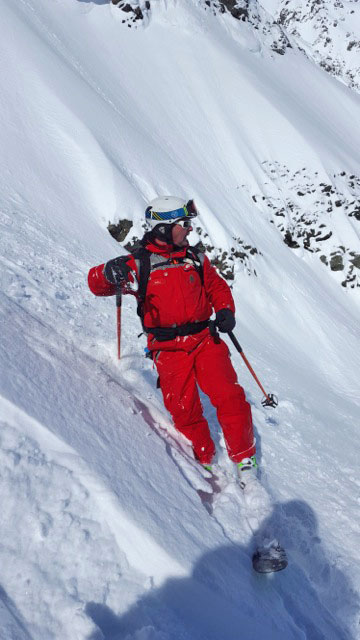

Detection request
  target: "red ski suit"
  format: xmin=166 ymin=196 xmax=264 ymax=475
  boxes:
xmin=88 ymin=241 xmax=255 ymax=465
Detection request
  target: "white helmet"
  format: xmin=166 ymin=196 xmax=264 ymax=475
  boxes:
xmin=145 ymin=195 xmax=198 ymax=229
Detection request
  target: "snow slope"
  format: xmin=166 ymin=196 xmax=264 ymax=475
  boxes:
xmin=0 ymin=0 xmax=359 ymax=638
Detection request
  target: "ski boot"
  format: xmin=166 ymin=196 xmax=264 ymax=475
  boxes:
xmin=237 ymin=456 xmax=258 ymax=490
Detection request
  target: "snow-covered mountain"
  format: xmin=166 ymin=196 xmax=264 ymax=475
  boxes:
xmin=0 ymin=0 xmax=359 ymax=638
xmin=114 ymin=0 xmax=360 ymax=92
xmin=112 ymin=0 xmax=360 ymax=291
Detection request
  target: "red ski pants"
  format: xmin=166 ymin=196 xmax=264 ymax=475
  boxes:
xmin=155 ymin=335 xmax=255 ymax=465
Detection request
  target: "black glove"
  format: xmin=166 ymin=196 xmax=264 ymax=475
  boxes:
xmin=215 ymin=308 xmax=235 ymax=333
xmin=104 ymin=256 xmax=131 ymax=286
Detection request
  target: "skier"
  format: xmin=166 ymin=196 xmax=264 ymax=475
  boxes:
xmin=88 ymin=196 xmax=257 ymax=485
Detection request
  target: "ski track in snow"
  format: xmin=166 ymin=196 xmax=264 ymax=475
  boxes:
xmin=0 ymin=0 xmax=360 ymax=638
xmin=1 ymin=275 xmax=358 ymax=638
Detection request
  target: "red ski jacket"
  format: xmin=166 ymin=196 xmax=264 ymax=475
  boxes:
xmin=88 ymin=240 xmax=235 ymax=351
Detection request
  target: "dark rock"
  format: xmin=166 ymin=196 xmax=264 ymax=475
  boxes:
xmin=349 ymin=208 xmax=360 ymax=221
xmin=315 ymin=231 xmax=333 ymax=242
xmin=350 ymin=254 xmax=360 ymax=269
xmin=321 ymin=184 xmax=333 ymax=193
xmin=330 ymin=254 xmax=344 ymax=271
xmin=219 ymin=1 xmax=249 ymax=21
xmin=284 ymin=230 xmax=300 ymax=249
xmin=113 ymin=1 xmax=148 ymax=21
xmin=124 ymin=236 xmax=142 ymax=252
xmin=108 ymin=219 xmax=133 ymax=242
xmin=194 ymin=241 xmax=206 ymax=253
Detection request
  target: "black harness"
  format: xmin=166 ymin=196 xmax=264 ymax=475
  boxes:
xmin=132 ymin=246 xmax=207 ymax=341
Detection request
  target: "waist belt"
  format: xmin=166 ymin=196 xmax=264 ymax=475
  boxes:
xmin=145 ymin=320 xmax=209 ymax=342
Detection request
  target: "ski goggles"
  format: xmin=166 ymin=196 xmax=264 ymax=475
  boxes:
xmin=185 ymin=199 xmax=198 ymax=217
xmin=146 ymin=199 xmax=199 ymax=222
xmin=176 ymin=218 xmax=193 ymax=228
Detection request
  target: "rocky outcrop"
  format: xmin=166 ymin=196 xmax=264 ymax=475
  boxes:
xmin=108 ymin=222 xmax=260 ymax=281
xmin=108 ymin=165 xmax=360 ymax=287
xmin=111 ymin=1 xmax=150 ymax=26
xmin=203 ymin=0 xmax=360 ymax=91
xmin=107 ymin=219 xmax=133 ymax=242
xmin=107 ymin=0 xmax=360 ymax=291
xmin=202 ymin=1 xmax=293 ymax=55
xmin=191 ymin=226 xmax=261 ymax=280
xmin=247 ymin=162 xmax=360 ymax=289
xmin=111 ymin=1 xmax=360 ymax=93
xmin=275 ymin=0 xmax=360 ymax=93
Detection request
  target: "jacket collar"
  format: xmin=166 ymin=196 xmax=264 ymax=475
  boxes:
xmin=145 ymin=240 xmax=188 ymax=258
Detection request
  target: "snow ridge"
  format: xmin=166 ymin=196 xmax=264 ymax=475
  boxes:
xmin=111 ymin=0 xmax=360 ymax=93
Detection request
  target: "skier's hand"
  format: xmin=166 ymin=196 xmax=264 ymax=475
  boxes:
xmin=104 ymin=256 xmax=132 ymax=286
xmin=215 ymin=308 xmax=235 ymax=333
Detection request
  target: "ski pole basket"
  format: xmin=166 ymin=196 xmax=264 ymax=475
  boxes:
xmin=261 ymin=393 xmax=278 ymax=409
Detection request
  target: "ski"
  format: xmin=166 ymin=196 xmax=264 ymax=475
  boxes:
xmin=236 ymin=465 xmax=289 ymax=574
xmin=200 ymin=464 xmax=288 ymax=573
xmin=131 ymin=400 xmax=288 ymax=574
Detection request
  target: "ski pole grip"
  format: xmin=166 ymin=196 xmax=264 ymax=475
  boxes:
xmin=209 ymin=320 xmax=221 ymax=344
xmin=227 ymin=331 xmax=243 ymax=354
xmin=116 ymin=289 xmax=122 ymax=308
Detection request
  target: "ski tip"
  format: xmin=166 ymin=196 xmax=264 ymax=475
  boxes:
xmin=252 ymin=545 xmax=288 ymax=574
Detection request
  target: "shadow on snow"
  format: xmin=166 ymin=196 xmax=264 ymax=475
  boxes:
xmin=85 ymin=499 xmax=356 ymax=640
xmin=0 ymin=585 xmax=34 ymax=640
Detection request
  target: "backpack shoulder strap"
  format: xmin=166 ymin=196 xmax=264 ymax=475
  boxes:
xmin=186 ymin=246 xmax=205 ymax=285
xmin=131 ymin=247 xmax=151 ymax=324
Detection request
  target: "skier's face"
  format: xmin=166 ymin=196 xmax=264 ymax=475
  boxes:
xmin=171 ymin=222 xmax=193 ymax=247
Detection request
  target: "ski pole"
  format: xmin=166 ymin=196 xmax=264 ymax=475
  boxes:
xmin=116 ymin=289 xmax=122 ymax=359
xmin=227 ymin=331 xmax=278 ymax=408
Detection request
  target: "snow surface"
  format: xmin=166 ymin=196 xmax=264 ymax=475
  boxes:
xmin=0 ymin=0 xmax=359 ymax=638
